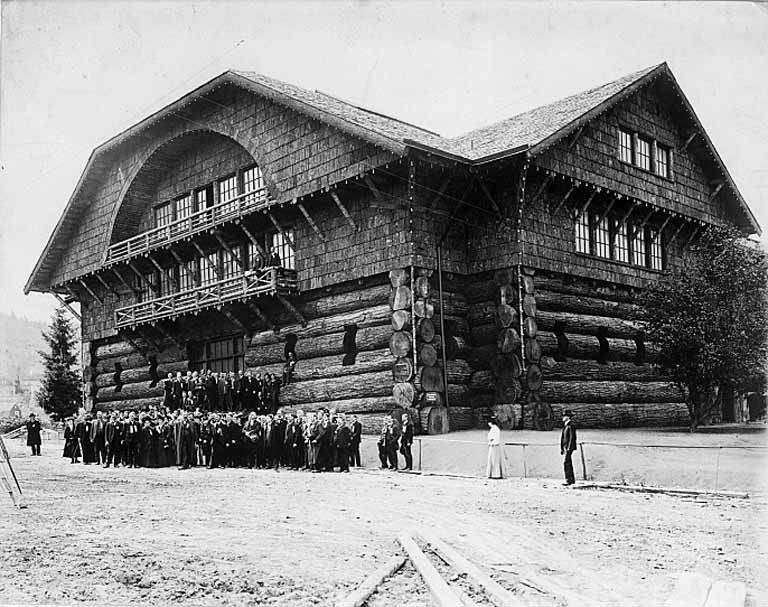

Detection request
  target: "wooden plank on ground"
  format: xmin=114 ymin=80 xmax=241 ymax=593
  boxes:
xmin=665 ymin=572 xmax=713 ymax=607
xmin=335 ymin=555 xmax=406 ymax=607
xmin=397 ymin=533 xmax=469 ymax=607
xmin=704 ymin=581 xmax=747 ymax=607
xmin=417 ymin=529 xmax=525 ymax=607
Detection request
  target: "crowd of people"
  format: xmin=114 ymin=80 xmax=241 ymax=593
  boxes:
xmin=53 ymin=407 xmax=416 ymax=473
xmin=160 ymin=369 xmax=286 ymax=412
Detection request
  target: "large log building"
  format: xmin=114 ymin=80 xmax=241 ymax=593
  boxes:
xmin=25 ymin=63 xmax=760 ymax=433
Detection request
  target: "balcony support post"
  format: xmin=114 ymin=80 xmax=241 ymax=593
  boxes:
xmin=214 ymin=232 xmax=244 ymax=269
xmin=192 ymin=242 xmax=222 ymax=280
xmin=154 ymin=323 xmax=184 ymax=351
xmin=148 ymin=255 xmax=179 ymax=290
xmin=78 ymin=278 xmax=103 ymax=305
xmin=221 ymin=307 xmax=251 ymax=337
xmin=329 ymin=191 xmax=358 ymax=231
xmin=94 ymin=273 xmax=120 ymax=297
xmin=112 ymin=268 xmax=140 ymax=296
xmin=276 ymin=294 xmax=306 ymax=327
xmin=248 ymin=301 xmax=275 ymax=331
xmin=296 ymin=202 xmax=326 ymax=242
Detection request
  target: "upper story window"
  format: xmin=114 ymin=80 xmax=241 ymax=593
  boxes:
xmin=636 ymin=136 xmax=651 ymax=171
xmin=574 ymin=206 xmax=666 ymax=271
xmin=656 ymin=144 xmax=670 ymax=178
xmin=176 ymin=193 xmax=194 ymax=220
xmin=196 ymin=185 xmax=212 ymax=210
xmin=270 ymin=230 xmax=295 ymax=270
xmin=247 ymin=242 xmax=265 ymax=270
xmin=242 ymin=165 xmax=265 ymax=204
xmin=155 ymin=202 xmax=173 ymax=227
xmin=221 ymin=247 xmax=240 ymax=279
xmin=200 ymin=253 xmax=218 ymax=286
xmin=219 ymin=174 xmax=238 ymax=213
xmin=618 ymin=127 xmax=673 ymax=179
xmin=179 ymin=261 xmax=196 ymax=291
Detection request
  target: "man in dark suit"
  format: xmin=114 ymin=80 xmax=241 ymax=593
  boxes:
xmin=162 ymin=373 xmax=174 ymax=409
xmin=399 ymin=413 xmax=414 ymax=471
xmin=105 ymin=413 xmax=123 ymax=468
xmin=178 ymin=412 xmax=197 ymax=470
xmin=25 ymin=413 xmax=42 ymax=456
xmin=172 ymin=372 xmax=184 ymax=410
xmin=90 ymin=411 xmax=107 ymax=464
xmin=123 ymin=412 xmax=141 ymax=468
xmin=350 ymin=415 xmax=362 ymax=467
xmin=334 ymin=414 xmax=352 ymax=473
xmin=560 ymin=409 xmax=577 ymax=485
xmin=76 ymin=413 xmax=95 ymax=464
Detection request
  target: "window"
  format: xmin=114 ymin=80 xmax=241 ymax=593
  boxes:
xmin=575 ymin=212 xmax=590 ymax=254
xmin=247 ymin=241 xmax=264 ymax=270
xmin=196 ymin=186 xmax=212 ymax=210
xmin=176 ymin=193 xmax=194 ymax=220
xmin=243 ymin=165 xmax=266 ymax=204
xmin=221 ymin=248 xmax=240 ymax=279
xmin=648 ymin=228 xmax=663 ymax=270
xmin=158 ymin=268 xmax=174 ymax=297
xmin=632 ymin=223 xmax=647 ymax=267
xmin=619 ymin=129 xmax=633 ymax=164
xmin=190 ymin=336 xmax=244 ymax=374
xmin=179 ymin=261 xmax=196 ymax=291
xmin=614 ymin=221 xmax=629 ymax=263
xmin=200 ymin=253 xmax=218 ymax=286
xmin=594 ymin=215 xmax=610 ymax=259
xmin=636 ymin=136 xmax=651 ymax=171
xmin=218 ymin=174 xmax=238 ymax=213
xmin=136 ymin=272 xmax=155 ymax=302
xmin=270 ymin=229 xmax=295 ymax=270
xmin=656 ymin=144 xmax=670 ymax=178
xmin=154 ymin=202 xmax=173 ymax=227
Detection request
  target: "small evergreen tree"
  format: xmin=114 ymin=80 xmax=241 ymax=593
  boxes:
xmin=37 ymin=306 xmax=81 ymax=421
xmin=639 ymin=226 xmax=768 ymax=430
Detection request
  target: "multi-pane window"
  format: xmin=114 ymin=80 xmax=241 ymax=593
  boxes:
xmin=632 ymin=223 xmax=647 ymax=267
xmin=154 ymin=202 xmax=173 ymax=227
xmin=243 ymin=165 xmax=266 ymax=204
xmin=614 ymin=221 xmax=629 ymax=263
xmin=270 ymin=230 xmax=295 ymax=270
xmin=636 ymin=137 xmax=651 ymax=171
xmin=218 ymin=174 xmax=238 ymax=213
xmin=221 ymin=248 xmax=240 ymax=279
xmin=656 ymin=145 xmax=670 ymax=178
xmin=200 ymin=253 xmax=218 ymax=286
xmin=649 ymin=229 xmax=663 ymax=270
xmin=196 ymin=186 xmax=211 ymax=210
xmin=176 ymin=193 xmax=194 ymax=220
xmin=619 ymin=129 xmax=633 ymax=164
xmin=594 ymin=215 xmax=610 ymax=259
xmin=158 ymin=268 xmax=174 ymax=297
xmin=137 ymin=272 xmax=155 ymax=302
xmin=179 ymin=261 xmax=196 ymax=291
xmin=190 ymin=336 xmax=244 ymax=374
xmin=574 ymin=212 xmax=590 ymax=254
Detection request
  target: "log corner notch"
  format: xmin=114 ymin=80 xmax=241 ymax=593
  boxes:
xmin=491 ymin=268 xmax=523 ymax=430
xmin=519 ymin=268 xmax=550 ymax=431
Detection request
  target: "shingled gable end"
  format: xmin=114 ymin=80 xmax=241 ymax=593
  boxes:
xmin=26 ymin=63 xmax=760 ymax=432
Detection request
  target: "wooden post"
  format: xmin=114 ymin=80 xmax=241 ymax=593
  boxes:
xmin=579 ymin=442 xmax=588 ymax=481
xmin=437 ymin=247 xmax=449 ymax=409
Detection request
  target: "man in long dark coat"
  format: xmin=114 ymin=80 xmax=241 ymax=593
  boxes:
xmin=76 ymin=413 xmax=95 ymax=464
xmin=123 ymin=413 xmax=141 ymax=468
xmin=334 ymin=415 xmax=352 ymax=473
xmin=560 ymin=409 xmax=577 ymax=485
xmin=399 ymin=413 xmax=414 ymax=471
xmin=105 ymin=413 xmax=123 ymax=468
xmin=178 ymin=412 xmax=197 ymax=470
xmin=90 ymin=411 xmax=107 ymax=464
xmin=25 ymin=413 xmax=42 ymax=456
xmin=350 ymin=415 xmax=362 ymax=467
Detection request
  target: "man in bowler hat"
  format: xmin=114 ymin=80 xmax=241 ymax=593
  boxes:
xmin=560 ymin=409 xmax=577 ymax=485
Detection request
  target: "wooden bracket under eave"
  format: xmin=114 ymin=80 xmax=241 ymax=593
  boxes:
xmin=78 ymin=278 xmax=103 ymax=305
xmin=296 ymin=201 xmax=326 ymax=242
xmin=650 ymin=215 xmax=673 ymax=244
xmin=94 ymin=272 xmax=120 ymax=297
xmin=439 ymin=178 xmax=476 ymax=246
xmin=681 ymin=132 xmax=698 ymax=152
xmin=666 ymin=219 xmax=688 ymax=247
xmin=221 ymin=307 xmax=251 ymax=337
xmin=426 ymin=175 xmax=452 ymax=210
xmin=477 ymin=178 xmax=502 ymax=216
xmin=329 ymin=191 xmax=358 ymax=231
xmin=708 ymin=182 xmax=725 ymax=203
xmin=121 ymin=328 xmax=151 ymax=359
xmin=112 ymin=267 xmax=140 ymax=296
xmin=240 ymin=223 xmax=267 ymax=257
xmin=52 ymin=292 xmax=81 ymax=322
xmin=248 ymin=301 xmax=275 ymax=332
xmin=267 ymin=212 xmax=296 ymax=251
xmin=276 ymin=294 xmax=307 ymax=327
xmin=214 ymin=232 xmax=244 ymax=268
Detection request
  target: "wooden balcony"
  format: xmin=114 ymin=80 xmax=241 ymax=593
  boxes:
xmin=105 ymin=186 xmax=273 ymax=266
xmin=114 ymin=266 xmax=297 ymax=329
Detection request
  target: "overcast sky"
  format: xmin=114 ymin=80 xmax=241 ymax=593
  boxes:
xmin=1 ymin=1 xmax=767 ymax=324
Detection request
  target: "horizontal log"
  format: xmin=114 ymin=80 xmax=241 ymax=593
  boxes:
xmin=468 ymin=344 xmax=497 ymax=369
xmin=536 ymin=310 xmax=641 ymax=340
xmin=300 ymin=282 xmax=391 ymax=319
xmin=538 ymin=331 xmax=658 ymax=363
xmin=390 ymin=285 xmax=411 ymax=311
xmin=446 ymin=383 xmax=469 ymax=407
xmin=96 ymin=381 xmax=164 ymax=403
xmin=96 ymin=347 xmax=185 ymax=374
xmin=246 ymin=324 xmax=392 ymax=367
xmin=433 ymin=290 xmax=469 ymax=316
xmin=470 ymin=323 xmax=499 ymax=346
xmin=532 ymin=275 xmax=637 ymax=303
xmin=469 ymin=370 xmax=495 ymax=394
xmin=95 ymin=360 xmax=189 ymax=388
xmin=546 ymin=402 xmax=689 ymax=428
xmin=540 ymin=381 xmax=684 ymax=404
xmin=250 ymin=348 xmax=395 ymax=382
xmin=283 ymin=396 xmax=396 ymax=417
xmin=536 ymin=290 xmax=641 ymax=320
xmin=94 ymin=340 xmax=149 ymax=359
xmin=94 ymin=397 xmax=163 ymax=412
xmin=543 ymin=360 xmax=666 ymax=382
xmin=445 ymin=359 xmax=472 ymax=384
xmin=447 ymin=406 xmax=475 ymax=431
xmin=278 ymin=370 xmax=393 ymax=406
xmin=250 ymin=304 xmax=392 ymax=347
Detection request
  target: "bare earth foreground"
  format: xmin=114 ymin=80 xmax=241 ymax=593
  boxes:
xmin=1 ymin=437 xmax=767 ymax=607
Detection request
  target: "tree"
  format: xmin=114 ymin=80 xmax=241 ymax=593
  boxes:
xmin=37 ymin=306 xmax=82 ymax=421
xmin=639 ymin=226 xmax=768 ymax=430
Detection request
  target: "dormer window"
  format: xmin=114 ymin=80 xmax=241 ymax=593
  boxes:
xmin=618 ymin=127 xmax=673 ymax=180
xmin=619 ymin=129 xmax=633 ymax=164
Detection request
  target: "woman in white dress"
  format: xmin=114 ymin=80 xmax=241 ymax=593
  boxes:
xmin=486 ymin=416 xmax=503 ymax=479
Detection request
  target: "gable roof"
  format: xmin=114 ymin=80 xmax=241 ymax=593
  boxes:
xmin=25 ymin=63 xmax=760 ymax=294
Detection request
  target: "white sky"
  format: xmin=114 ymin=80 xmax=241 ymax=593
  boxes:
xmin=1 ymin=1 xmax=766 ymax=323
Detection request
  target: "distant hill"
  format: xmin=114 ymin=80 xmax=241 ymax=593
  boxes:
xmin=0 ymin=312 xmax=63 ymax=382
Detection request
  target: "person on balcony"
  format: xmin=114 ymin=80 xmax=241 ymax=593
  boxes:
xmin=268 ymin=246 xmax=281 ymax=267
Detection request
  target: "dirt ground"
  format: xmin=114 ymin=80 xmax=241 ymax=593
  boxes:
xmin=1 ymin=436 xmax=766 ymax=606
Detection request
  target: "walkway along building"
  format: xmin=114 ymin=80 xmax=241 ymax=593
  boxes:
xmin=25 ymin=63 xmax=761 ymax=433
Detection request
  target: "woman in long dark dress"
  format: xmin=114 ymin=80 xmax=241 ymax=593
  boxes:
xmin=63 ymin=418 xmax=80 ymax=463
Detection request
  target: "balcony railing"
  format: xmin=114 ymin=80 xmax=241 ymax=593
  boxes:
xmin=114 ymin=266 xmax=297 ymax=329
xmin=105 ymin=186 xmax=273 ymax=266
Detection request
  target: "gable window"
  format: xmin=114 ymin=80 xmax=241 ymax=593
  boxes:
xmin=243 ymin=165 xmax=266 ymax=205
xmin=656 ymin=144 xmax=670 ymax=178
xmin=619 ymin=129 xmax=633 ymax=164
xmin=636 ymin=136 xmax=651 ymax=171
xmin=154 ymin=202 xmax=173 ymax=228
xmin=631 ymin=223 xmax=646 ymax=267
xmin=614 ymin=221 xmax=629 ymax=263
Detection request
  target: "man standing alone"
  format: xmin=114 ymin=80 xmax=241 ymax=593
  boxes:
xmin=560 ymin=409 xmax=577 ymax=486
xmin=26 ymin=413 xmax=42 ymax=456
